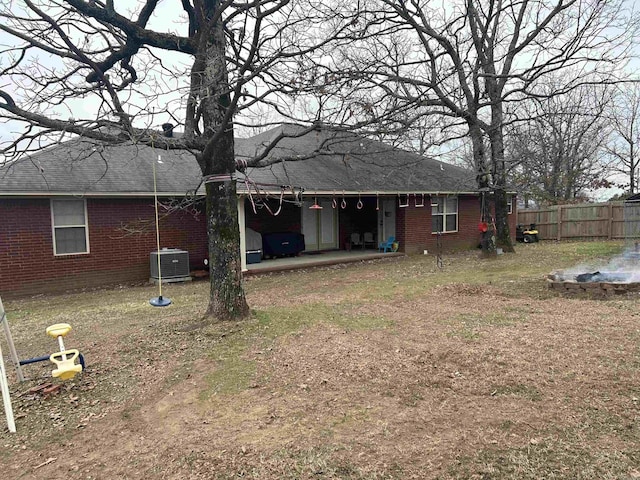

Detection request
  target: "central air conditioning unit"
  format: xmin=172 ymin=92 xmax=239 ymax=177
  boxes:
xmin=150 ymin=248 xmax=192 ymax=283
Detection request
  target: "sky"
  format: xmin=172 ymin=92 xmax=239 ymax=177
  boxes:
xmin=1 ymin=0 xmax=640 ymax=203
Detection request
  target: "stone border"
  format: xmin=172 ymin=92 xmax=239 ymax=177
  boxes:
xmin=546 ymin=272 xmax=640 ymax=295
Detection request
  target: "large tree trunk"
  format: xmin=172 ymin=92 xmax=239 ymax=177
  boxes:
xmin=198 ymin=0 xmax=249 ymax=320
xmin=204 ymin=155 xmax=249 ymax=320
xmin=469 ymin=123 xmax=496 ymax=256
xmin=488 ymin=127 xmax=515 ymax=252
xmin=482 ymin=76 xmax=514 ymax=253
xmin=199 ymin=128 xmax=250 ymax=320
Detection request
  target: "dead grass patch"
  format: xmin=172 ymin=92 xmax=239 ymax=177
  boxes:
xmin=2 ymin=241 xmax=640 ymax=479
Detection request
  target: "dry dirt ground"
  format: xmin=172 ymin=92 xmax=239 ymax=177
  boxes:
xmin=1 ymin=241 xmax=640 ymax=479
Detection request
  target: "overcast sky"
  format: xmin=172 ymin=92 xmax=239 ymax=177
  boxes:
xmin=2 ymin=0 xmax=640 ymax=202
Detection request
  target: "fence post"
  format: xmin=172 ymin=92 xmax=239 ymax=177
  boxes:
xmin=556 ymin=205 xmax=562 ymax=241
xmin=608 ymin=202 xmax=613 ymax=240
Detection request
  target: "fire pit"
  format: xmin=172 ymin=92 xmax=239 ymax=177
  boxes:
xmin=547 ymin=270 xmax=640 ymax=295
xmin=548 ymin=247 xmax=640 ymax=294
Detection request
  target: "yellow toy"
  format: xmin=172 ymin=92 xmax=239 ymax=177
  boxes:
xmin=46 ymin=323 xmax=83 ymax=380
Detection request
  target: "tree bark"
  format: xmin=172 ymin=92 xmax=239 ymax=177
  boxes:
xmin=198 ymin=0 xmax=249 ymax=320
xmin=204 ymin=161 xmax=249 ymax=320
xmin=488 ymin=122 xmax=515 ymax=252
xmin=469 ymin=122 xmax=496 ymax=256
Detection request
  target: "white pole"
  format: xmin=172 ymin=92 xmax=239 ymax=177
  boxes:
xmin=238 ymin=196 xmax=247 ymax=272
xmin=0 ymin=297 xmax=25 ymax=382
xmin=0 ymin=339 xmax=16 ymax=433
xmin=57 ymin=335 xmax=67 ymax=361
xmin=149 ymin=155 xmax=171 ymax=307
xmin=153 ymin=156 xmax=163 ymax=298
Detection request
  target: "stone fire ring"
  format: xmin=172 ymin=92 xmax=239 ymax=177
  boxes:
xmin=547 ymin=272 xmax=640 ymax=295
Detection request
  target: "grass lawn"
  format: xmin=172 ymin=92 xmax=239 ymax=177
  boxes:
xmin=1 ymin=240 xmax=640 ymax=479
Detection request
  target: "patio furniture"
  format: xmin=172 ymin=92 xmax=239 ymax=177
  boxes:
xmin=350 ymin=232 xmax=363 ymax=249
xmin=363 ymin=232 xmax=376 ymax=249
xmin=246 ymin=228 xmax=263 ymax=263
xmin=262 ymin=232 xmax=305 ymax=258
xmin=378 ymin=236 xmax=396 ymax=253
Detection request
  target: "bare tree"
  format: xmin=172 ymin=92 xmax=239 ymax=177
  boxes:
xmin=0 ymin=0 xmax=361 ymax=320
xmin=328 ymin=4 xmax=497 ymax=252
xmin=336 ymin=0 xmax=636 ymax=251
xmin=506 ymin=81 xmax=613 ymax=205
xmin=605 ymin=83 xmax=640 ymax=195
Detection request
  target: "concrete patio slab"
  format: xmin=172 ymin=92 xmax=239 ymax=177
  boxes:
xmin=243 ymin=250 xmax=404 ymax=275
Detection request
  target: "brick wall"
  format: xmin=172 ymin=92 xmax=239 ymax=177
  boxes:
xmin=396 ymin=195 xmax=517 ymax=254
xmin=0 ymin=198 xmax=207 ymax=297
xmin=1 ymin=194 xmax=518 ymax=296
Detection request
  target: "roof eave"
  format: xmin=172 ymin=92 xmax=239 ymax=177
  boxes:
xmin=0 ymin=191 xmax=190 ymax=198
xmin=238 ymin=189 xmax=480 ymax=196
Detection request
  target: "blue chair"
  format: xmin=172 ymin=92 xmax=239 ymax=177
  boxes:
xmin=378 ymin=236 xmax=396 ymax=253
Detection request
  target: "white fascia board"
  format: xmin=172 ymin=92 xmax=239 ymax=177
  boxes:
xmin=250 ymin=190 xmax=480 ymax=196
xmin=0 ymin=191 xmax=199 ymax=198
xmin=1 ymin=190 xmax=484 ymax=198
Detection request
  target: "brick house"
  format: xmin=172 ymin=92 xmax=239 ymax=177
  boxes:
xmin=237 ymin=125 xmax=517 ymax=255
xmin=0 ymin=124 xmax=516 ymax=297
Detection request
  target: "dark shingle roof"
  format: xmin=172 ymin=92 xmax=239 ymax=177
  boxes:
xmin=236 ymin=124 xmax=476 ymax=194
xmin=0 ymin=124 xmax=477 ymax=197
xmin=0 ymin=138 xmax=202 ymax=196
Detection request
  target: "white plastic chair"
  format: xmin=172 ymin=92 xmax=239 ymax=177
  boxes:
xmin=350 ymin=232 xmax=362 ymax=248
xmin=363 ymin=232 xmax=375 ymax=248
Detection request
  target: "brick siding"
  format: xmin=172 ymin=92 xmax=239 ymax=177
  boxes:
xmin=396 ymin=195 xmax=517 ymax=254
xmin=0 ymin=198 xmax=207 ymax=297
xmin=1 ymin=194 xmax=517 ymax=297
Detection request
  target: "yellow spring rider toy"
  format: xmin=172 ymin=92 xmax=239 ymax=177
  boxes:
xmin=46 ymin=323 xmax=83 ymax=380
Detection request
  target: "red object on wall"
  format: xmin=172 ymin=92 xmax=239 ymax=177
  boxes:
xmin=478 ymin=222 xmax=488 ymax=233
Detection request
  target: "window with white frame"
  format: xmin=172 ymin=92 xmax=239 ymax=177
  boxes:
xmin=51 ymin=199 xmax=89 ymax=255
xmin=508 ymin=196 xmax=513 ymax=214
xmin=431 ymin=196 xmax=458 ymax=233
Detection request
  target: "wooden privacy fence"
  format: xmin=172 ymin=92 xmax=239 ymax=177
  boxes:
xmin=517 ymin=202 xmax=640 ymax=241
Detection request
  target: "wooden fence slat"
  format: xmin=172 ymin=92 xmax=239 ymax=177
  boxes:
xmin=557 ymin=205 xmax=562 ymax=241
xmin=518 ymin=202 xmax=632 ymax=241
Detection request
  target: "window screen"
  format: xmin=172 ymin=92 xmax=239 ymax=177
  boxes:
xmin=52 ymin=199 xmax=88 ymax=255
xmin=431 ymin=197 xmax=458 ymax=233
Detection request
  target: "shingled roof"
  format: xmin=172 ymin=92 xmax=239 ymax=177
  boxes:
xmin=0 ymin=124 xmax=477 ymax=197
xmin=236 ymin=124 xmax=476 ymax=194
xmin=0 ymin=138 xmax=202 ymax=196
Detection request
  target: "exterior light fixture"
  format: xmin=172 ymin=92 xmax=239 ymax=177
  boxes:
xmin=309 ymin=197 xmax=323 ymax=209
